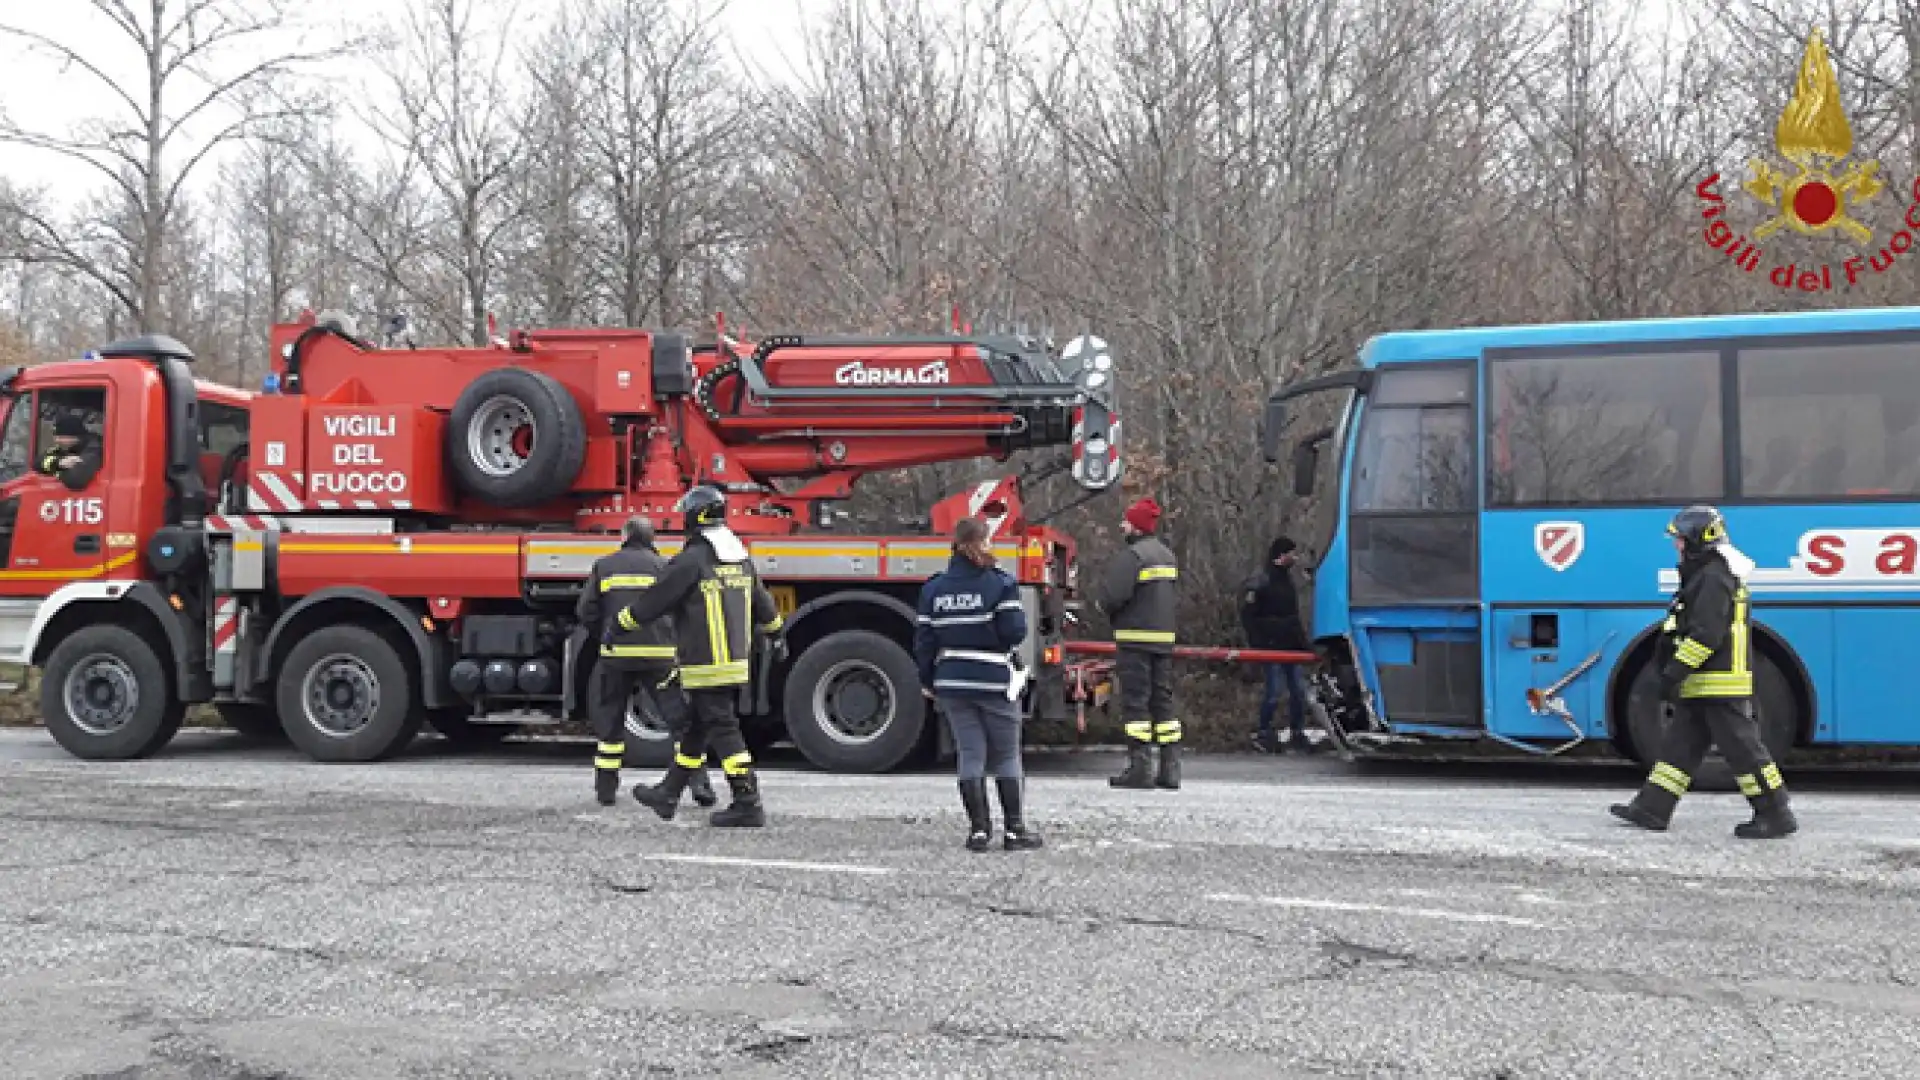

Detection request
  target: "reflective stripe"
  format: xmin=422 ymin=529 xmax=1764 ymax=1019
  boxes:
xmin=1115 ymin=629 xmax=1175 ymax=644
xmin=939 ymin=649 xmax=1013 ymax=665
xmin=602 ymin=644 xmax=677 ymax=658
xmin=1137 ymin=565 xmax=1178 ymax=582
xmin=1761 ymin=762 xmax=1784 ymax=791
xmin=702 ymin=580 xmax=729 ymax=668
xmin=1737 ymin=773 xmax=1762 ymax=797
xmin=1680 ymin=672 xmax=1753 ymax=697
xmin=1672 ymin=638 xmax=1712 ymax=667
xmin=922 ymin=612 xmax=995 ymax=626
xmin=760 ymin=614 xmax=784 ymax=633
xmin=594 ymin=756 xmax=623 ymax=770
xmin=1661 ymin=615 xmax=1678 ymax=632
xmin=1649 ymin=761 xmax=1690 ymax=796
xmin=601 ymin=574 xmax=656 ymax=592
xmin=675 ymin=751 xmax=706 ymax=769
xmin=681 ymin=660 xmax=750 ymax=688
xmin=617 ymin=608 xmax=639 ymax=631
xmin=1123 ymin=720 xmax=1154 ymax=742
xmin=596 ymin=742 xmax=626 ymax=755
xmin=1153 ymin=720 xmax=1183 ymax=744
xmin=996 ymin=599 xmax=1023 ymax=611
xmin=1730 ymin=588 xmax=1750 ymax=681
xmin=934 ymin=679 xmax=1011 ymax=692
xmin=721 ymin=751 xmax=753 ymax=776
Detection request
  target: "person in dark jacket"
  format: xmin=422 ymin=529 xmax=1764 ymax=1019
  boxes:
xmin=1241 ymin=536 xmax=1316 ymax=754
xmin=1611 ymin=505 xmax=1797 ymax=839
xmin=38 ymin=411 xmax=101 ymax=491
xmin=1102 ymin=497 xmax=1182 ymax=790
xmin=575 ymin=516 xmax=712 ymax=808
xmin=620 ymin=486 xmax=786 ymax=828
xmin=914 ymin=517 xmax=1041 ymax=852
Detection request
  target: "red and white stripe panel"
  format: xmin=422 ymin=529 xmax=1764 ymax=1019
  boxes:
xmin=248 ymin=470 xmax=306 ymax=513
xmin=206 ymin=514 xmax=285 ymax=532
xmin=308 ymin=497 xmax=414 ymax=511
xmin=212 ymin=597 xmax=241 ymax=657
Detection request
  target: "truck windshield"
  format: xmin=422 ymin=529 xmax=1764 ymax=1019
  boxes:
xmin=0 ymin=394 xmax=30 ymax=483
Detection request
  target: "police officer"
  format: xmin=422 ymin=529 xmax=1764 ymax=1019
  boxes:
xmin=1611 ymin=505 xmax=1798 ymax=839
xmin=39 ymin=411 xmax=101 ymax=491
xmin=622 ymin=486 xmax=786 ymax=827
xmin=576 ymin=516 xmax=714 ymax=809
xmin=913 ymin=516 xmax=1041 ymax=852
xmin=1102 ymin=496 xmax=1181 ymax=790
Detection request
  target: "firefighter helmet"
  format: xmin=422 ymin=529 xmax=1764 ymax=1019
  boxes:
xmin=677 ymin=485 xmax=728 ymax=530
xmin=1666 ymin=504 xmax=1727 ymax=553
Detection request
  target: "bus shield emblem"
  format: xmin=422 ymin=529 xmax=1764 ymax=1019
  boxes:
xmin=1535 ymin=522 xmax=1584 ymax=571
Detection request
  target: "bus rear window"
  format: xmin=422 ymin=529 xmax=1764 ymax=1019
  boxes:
xmin=1487 ymin=350 xmax=1723 ymax=507
xmin=1739 ymin=340 xmax=1920 ymax=499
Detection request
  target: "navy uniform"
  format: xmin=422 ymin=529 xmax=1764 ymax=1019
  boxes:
xmin=622 ymin=486 xmax=785 ymax=827
xmin=913 ymin=518 xmax=1040 ymax=851
xmin=576 ymin=517 xmax=713 ymax=808
xmin=1102 ymin=497 xmax=1182 ymax=790
xmin=1612 ymin=505 xmax=1797 ymax=839
xmin=38 ymin=412 xmax=101 ymax=491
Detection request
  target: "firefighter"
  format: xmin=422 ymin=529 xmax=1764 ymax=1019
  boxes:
xmin=623 ymin=486 xmax=786 ymax=827
xmin=576 ymin=516 xmax=714 ymax=809
xmin=1102 ymin=496 xmax=1182 ymax=790
xmin=1611 ymin=505 xmax=1798 ymax=839
xmin=38 ymin=411 xmax=101 ymax=491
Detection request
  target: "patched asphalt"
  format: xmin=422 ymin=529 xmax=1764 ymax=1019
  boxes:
xmin=4 ymin=728 xmax=1920 ymax=1078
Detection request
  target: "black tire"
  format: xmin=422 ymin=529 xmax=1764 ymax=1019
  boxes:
xmin=41 ymin=624 xmax=178 ymax=760
xmin=446 ymin=367 xmax=587 ymax=508
xmin=1620 ymin=648 xmax=1796 ymax=792
xmin=217 ymin=702 xmax=284 ymax=742
xmin=277 ymin=624 xmax=424 ymax=763
xmin=427 ymin=708 xmax=518 ymax=747
xmin=781 ymin=630 xmax=925 ymax=773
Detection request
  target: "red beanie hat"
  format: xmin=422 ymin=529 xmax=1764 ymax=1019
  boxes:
xmin=1124 ymin=497 xmax=1161 ymax=534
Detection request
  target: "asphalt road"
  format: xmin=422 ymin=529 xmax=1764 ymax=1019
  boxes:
xmin=4 ymin=730 xmax=1920 ymax=1079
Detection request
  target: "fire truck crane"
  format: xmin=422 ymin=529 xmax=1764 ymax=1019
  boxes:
xmin=0 ymin=311 xmax=1123 ymax=772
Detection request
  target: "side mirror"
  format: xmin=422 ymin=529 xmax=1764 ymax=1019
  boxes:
xmin=1260 ymin=398 xmax=1285 ymax=463
xmin=1291 ymin=441 xmax=1319 ymax=498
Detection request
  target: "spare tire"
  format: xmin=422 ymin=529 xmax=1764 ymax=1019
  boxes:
xmin=447 ymin=368 xmax=587 ymax=507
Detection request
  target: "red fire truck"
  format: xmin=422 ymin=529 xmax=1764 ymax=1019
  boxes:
xmin=0 ymin=314 xmax=1122 ymax=772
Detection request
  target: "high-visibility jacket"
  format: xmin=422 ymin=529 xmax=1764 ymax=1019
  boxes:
xmin=1100 ymin=533 xmax=1178 ymax=654
xmin=616 ymin=527 xmax=782 ymax=690
xmin=1660 ymin=552 xmax=1752 ymax=699
xmin=576 ymin=536 xmax=677 ymax=664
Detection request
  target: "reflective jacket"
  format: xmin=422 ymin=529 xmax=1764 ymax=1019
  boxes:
xmin=576 ymin=535 xmax=676 ymax=665
xmin=1100 ymin=533 xmax=1178 ymax=653
xmin=1660 ymin=550 xmax=1752 ymax=699
xmin=38 ymin=441 xmax=100 ymax=492
xmin=913 ymin=554 xmax=1029 ymax=700
xmin=616 ymin=527 xmax=782 ymax=690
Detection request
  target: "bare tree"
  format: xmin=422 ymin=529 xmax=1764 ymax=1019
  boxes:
xmin=0 ymin=0 xmax=341 ymax=330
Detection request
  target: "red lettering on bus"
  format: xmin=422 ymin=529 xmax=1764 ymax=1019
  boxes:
xmin=1803 ymin=534 xmax=1845 ymax=576
xmin=1878 ymin=533 xmax=1920 ymax=575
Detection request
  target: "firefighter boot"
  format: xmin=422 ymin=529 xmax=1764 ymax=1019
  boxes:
xmin=1735 ymin=787 xmax=1798 ymax=840
xmin=996 ymin=775 xmax=1043 ymax=851
xmin=1154 ymin=739 xmax=1182 ymax=790
xmin=958 ymin=778 xmax=993 ymax=852
xmin=593 ymin=741 xmax=624 ymax=806
xmin=632 ymin=758 xmax=695 ymax=821
xmin=1109 ymin=742 xmax=1154 ymax=789
xmin=710 ymin=772 xmax=766 ymax=828
xmin=1608 ymin=762 xmax=1687 ymax=832
xmin=686 ymin=765 xmax=718 ymax=808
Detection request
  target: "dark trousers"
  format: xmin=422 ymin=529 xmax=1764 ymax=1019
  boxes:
xmin=1648 ymin=697 xmax=1781 ymax=800
xmin=588 ymin=661 xmax=686 ymax=753
xmin=1258 ymin=663 xmax=1306 ymax=738
xmin=676 ymin=688 xmax=753 ymax=778
xmin=1116 ymin=647 xmax=1178 ymax=745
xmin=941 ymin=694 xmax=1023 ymax=780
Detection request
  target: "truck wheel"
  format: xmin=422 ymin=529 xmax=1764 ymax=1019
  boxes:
xmin=781 ymin=630 xmax=925 ymax=772
xmin=41 ymin=625 xmax=178 ymax=760
xmin=278 ymin=625 xmax=424 ymax=762
xmin=427 ymin=708 xmax=518 ymax=747
xmin=447 ymin=367 xmax=587 ymax=508
xmin=217 ymin=703 xmax=284 ymax=742
xmin=622 ymin=685 xmax=676 ymax=768
xmin=1619 ymin=651 xmax=1796 ymax=792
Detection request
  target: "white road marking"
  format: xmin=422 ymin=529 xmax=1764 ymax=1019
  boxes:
xmin=1205 ymin=892 xmax=1545 ymax=928
xmin=635 ymin=853 xmax=896 ymax=876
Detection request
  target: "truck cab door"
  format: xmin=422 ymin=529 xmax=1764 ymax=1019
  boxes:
xmin=0 ymin=384 xmax=117 ymax=594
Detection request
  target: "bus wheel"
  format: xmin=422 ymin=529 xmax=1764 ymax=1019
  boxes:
xmin=41 ymin=625 xmax=178 ymax=760
xmin=781 ymin=630 xmax=925 ymax=773
xmin=1619 ymin=651 xmax=1798 ymax=792
xmin=278 ymin=624 xmax=424 ymax=763
xmin=217 ymin=703 xmax=285 ymax=742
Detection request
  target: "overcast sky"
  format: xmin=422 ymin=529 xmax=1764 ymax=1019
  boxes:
xmin=0 ymin=0 xmax=835 ymax=205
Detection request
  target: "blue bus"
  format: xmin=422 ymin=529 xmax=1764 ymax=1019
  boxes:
xmin=1263 ymin=304 xmax=1920 ymax=767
